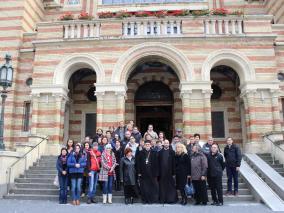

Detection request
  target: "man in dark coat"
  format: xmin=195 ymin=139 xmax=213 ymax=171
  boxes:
xmin=207 ymin=143 xmax=225 ymax=206
xmin=158 ymin=139 xmax=178 ymax=204
xmin=137 ymin=140 xmax=159 ymax=204
xmin=224 ymin=137 xmax=242 ymax=196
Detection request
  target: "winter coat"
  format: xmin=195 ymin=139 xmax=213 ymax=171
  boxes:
xmin=99 ymin=151 xmax=117 ymax=181
xmin=56 ymin=155 xmax=68 ymax=175
xmin=190 ymin=151 xmax=208 ymax=180
xmin=87 ymin=149 xmax=101 ymax=172
xmin=120 ymin=156 xmax=136 ymax=185
xmin=207 ymin=152 xmax=225 ymax=177
xmin=175 ymin=153 xmax=191 ymax=189
xmin=67 ymin=152 xmax=87 ymax=174
xmin=224 ymin=144 xmax=242 ymax=167
xmin=132 ymin=131 xmax=142 ymax=144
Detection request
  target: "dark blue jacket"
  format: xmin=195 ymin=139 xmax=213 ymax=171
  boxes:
xmin=67 ymin=152 xmax=87 ymax=174
xmin=56 ymin=155 xmax=68 ymax=175
xmin=224 ymin=144 xmax=242 ymax=167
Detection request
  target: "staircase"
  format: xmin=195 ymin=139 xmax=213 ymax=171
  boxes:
xmin=257 ymin=153 xmax=284 ymax=177
xmin=4 ymin=155 xmax=255 ymax=203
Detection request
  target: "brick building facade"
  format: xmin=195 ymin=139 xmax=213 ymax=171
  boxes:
xmin=1 ymin=0 xmax=284 ymax=153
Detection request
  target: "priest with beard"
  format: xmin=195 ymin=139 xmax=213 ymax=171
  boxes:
xmin=158 ymin=139 xmax=178 ymax=204
xmin=137 ymin=140 xmax=159 ymax=204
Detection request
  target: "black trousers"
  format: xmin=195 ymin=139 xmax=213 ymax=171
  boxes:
xmin=124 ymin=185 xmax=138 ymax=199
xmin=115 ymin=166 xmax=121 ymax=191
xmin=208 ymin=176 xmax=223 ymax=204
xmin=192 ymin=180 xmax=208 ymax=204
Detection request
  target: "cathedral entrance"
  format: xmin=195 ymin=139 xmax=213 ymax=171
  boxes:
xmin=134 ymin=80 xmax=174 ymax=139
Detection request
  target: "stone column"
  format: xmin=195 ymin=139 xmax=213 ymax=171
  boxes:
xmin=30 ymin=85 xmax=69 ymax=154
xmin=95 ymin=83 xmax=127 ymax=131
xmin=180 ymin=82 xmax=212 ymax=140
xmin=240 ymin=84 xmax=281 ymax=153
xmin=270 ymin=89 xmax=281 ymax=131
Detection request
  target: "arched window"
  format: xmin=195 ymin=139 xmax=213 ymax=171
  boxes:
xmin=135 ymin=81 xmax=173 ymax=102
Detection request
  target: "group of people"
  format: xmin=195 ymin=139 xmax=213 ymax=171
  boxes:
xmin=56 ymin=121 xmax=242 ymax=206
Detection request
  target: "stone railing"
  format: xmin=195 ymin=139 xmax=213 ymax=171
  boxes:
xmin=122 ymin=19 xmax=182 ymax=37
xmin=63 ymin=21 xmax=101 ymax=39
xmin=204 ymin=17 xmax=244 ymax=35
xmin=34 ymin=15 xmax=275 ymax=42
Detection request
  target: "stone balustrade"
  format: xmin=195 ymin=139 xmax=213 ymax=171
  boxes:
xmin=204 ymin=17 xmax=244 ymax=35
xmin=63 ymin=21 xmax=101 ymax=39
xmin=34 ymin=15 xmax=275 ymax=42
xmin=122 ymin=19 xmax=182 ymax=37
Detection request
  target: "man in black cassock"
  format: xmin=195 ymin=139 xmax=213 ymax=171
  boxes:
xmin=137 ymin=140 xmax=159 ymax=204
xmin=158 ymin=139 xmax=178 ymax=204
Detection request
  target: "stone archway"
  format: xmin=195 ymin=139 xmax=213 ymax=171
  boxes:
xmin=201 ymin=49 xmax=256 ymax=84
xmin=111 ymin=42 xmax=194 ymax=84
xmin=53 ymin=53 xmax=105 ymax=88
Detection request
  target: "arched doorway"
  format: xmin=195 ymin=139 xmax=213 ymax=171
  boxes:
xmin=135 ymin=81 xmax=173 ymax=139
xmin=65 ymin=68 xmax=97 ymax=142
xmin=210 ymin=65 xmax=245 ymax=146
xmin=126 ymin=61 xmax=181 ymax=139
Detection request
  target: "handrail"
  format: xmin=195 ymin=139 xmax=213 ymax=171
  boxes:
xmin=5 ymin=135 xmax=49 ymax=194
xmin=263 ymin=133 xmax=284 ymax=165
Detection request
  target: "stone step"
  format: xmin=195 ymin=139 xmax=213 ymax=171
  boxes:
xmin=27 ymin=170 xmax=57 ymax=175
xmin=15 ymin=178 xmax=55 ymax=184
xmin=10 ymin=188 xmax=251 ymax=196
xmin=30 ymin=166 xmax=56 ymax=170
xmin=21 ymin=174 xmax=56 ymax=179
xmin=15 ymin=183 xmax=58 ymax=189
xmin=4 ymin=194 xmax=254 ymax=202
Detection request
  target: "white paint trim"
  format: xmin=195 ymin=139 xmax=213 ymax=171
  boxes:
xmin=111 ymin=42 xmax=194 ymax=83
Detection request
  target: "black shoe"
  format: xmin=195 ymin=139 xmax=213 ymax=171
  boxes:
xmin=182 ymin=199 xmax=187 ymax=206
xmin=194 ymin=202 xmax=200 ymax=205
xmin=91 ymin=198 xmax=97 ymax=203
xmin=125 ymin=198 xmax=129 ymax=205
xmin=59 ymin=201 xmax=64 ymax=204
xmin=211 ymin=202 xmax=218 ymax=205
xmin=87 ymin=198 xmax=92 ymax=204
xmin=202 ymin=202 xmax=207 ymax=205
xmin=216 ymin=202 xmax=223 ymax=206
xmin=130 ymin=197 xmax=134 ymax=204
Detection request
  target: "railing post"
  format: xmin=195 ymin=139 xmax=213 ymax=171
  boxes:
xmin=237 ymin=20 xmax=243 ymax=34
xmin=89 ymin=24 xmax=94 ymax=37
xmin=204 ymin=19 xmax=210 ymax=34
xmin=95 ymin=23 xmax=100 ymax=37
xmin=70 ymin=24 xmax=75 ymax=38
xmin=211 ymin=19 xmax=216 ymax=34
xmin=224 ymin=20 xmax=229 ymax=34
xmin=63 ymin=25 xmax=69 ymax=39
xmin=231 ymin=20 xmax=236 ymax=35
xmin=217 ymin=19 xmax=223 ymax=34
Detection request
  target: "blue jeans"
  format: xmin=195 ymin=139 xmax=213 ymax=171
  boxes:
xmin=58 ymin=174 xmax=68 ymax=203
xmin=88 ymin=171 xmax=99 ymax=199
xmin=226 ymin=166 xmax=238 ymax=193
xmin=103 ymin=175 xmax=113 ymax=194
xmin=71 ymin=177 xmax=82 ymax=201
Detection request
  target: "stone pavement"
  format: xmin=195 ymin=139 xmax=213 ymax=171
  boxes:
xmin=0 ymin=200 xmax=273 ymax=213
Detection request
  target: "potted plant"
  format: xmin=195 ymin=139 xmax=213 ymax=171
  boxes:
xmin=116 ymin=10 xmax=132 ymax=19
xmin=211 ymin=8 xmax=229 ymax=16
xmin=59 ymin=12 xmax=74 ymax=21
xmin=135 ymin=11 xmax=153 ymax=17
xmin=97 ymin=11 xmax=115 ymax=18
xmin=191 ymin=9 xmax=210 ymax=16
xmin=155 ymin=10 xmax=168 ymax=18
xmin=78 ymin=11 xmax=93 ymax=20
xmin=169 ymin=10 xmax=190 ymax=17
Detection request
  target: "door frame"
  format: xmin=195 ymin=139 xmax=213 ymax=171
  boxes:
xmin=135 ymin=103 xmax=174 ymax=136
xmin=81 ymin=110 xmax=97 ymax=141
